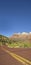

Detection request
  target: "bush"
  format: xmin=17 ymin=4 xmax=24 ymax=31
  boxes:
xmin=24 ymin=44 xmax=28 ymax=48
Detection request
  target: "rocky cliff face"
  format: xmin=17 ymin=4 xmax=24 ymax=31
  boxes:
xmin=10 ymin=32 xmax=31 ymax=42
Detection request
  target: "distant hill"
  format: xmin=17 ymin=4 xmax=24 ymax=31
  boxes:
xmin=0 ymin=35 xmax=11 ymax=45
xmin=9 ymin=32 xmax=31 ymax=42
xmin=0 ymin=32 xmax=31 ymax=48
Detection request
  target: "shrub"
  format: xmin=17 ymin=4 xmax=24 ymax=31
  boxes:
xmin=24 ymin=44 xmax=28 ymax=48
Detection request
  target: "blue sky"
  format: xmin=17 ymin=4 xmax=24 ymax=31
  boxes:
xmin=0 ymin=0 xmax=31 ymax=36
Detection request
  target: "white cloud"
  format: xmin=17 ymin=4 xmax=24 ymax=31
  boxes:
xmin=21 ymin=32 xmax=28 ymax=35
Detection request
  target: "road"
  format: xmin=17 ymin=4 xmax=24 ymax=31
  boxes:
xmin=0 ymin=46 xmax=31 ymax=65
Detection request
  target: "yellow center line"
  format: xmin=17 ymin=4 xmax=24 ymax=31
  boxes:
xmin=2 ymin=47 xmax=31 ymax=65
xmin=13 ymin=53 xmax=31 ymax=65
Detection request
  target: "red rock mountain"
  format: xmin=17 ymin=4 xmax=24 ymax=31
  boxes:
xmin=9 ymin=32 xmax=31 ymax=41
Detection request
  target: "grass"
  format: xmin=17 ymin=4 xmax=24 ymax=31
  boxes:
xmin=8 ymin=43 xmax=19 ymax=48
xmin=8 ymin=41 xmax=31 ymax=48
xmin=0 ymin=41 xmax=31 ymax=48
xmin=0 ymin=42 xmax=2 ymax=46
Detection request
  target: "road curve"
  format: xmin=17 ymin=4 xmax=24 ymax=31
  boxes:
xmin=0 ymin=47 xmax=23 ymax=65
xmin=0 ymin=46 xmax=31 ymax=65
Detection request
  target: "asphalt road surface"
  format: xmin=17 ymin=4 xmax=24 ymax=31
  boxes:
xmin=0 ymin=46 xmax=31 ymax=65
